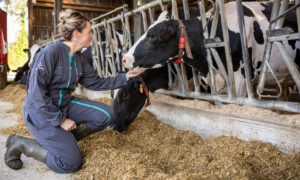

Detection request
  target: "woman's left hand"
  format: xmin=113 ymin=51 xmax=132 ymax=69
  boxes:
xmin=126 ymin=67 xmax=145 ymax=79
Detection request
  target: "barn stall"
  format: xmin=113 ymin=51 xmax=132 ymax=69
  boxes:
xmin=1 ymin=0 xmax=300 ymax=179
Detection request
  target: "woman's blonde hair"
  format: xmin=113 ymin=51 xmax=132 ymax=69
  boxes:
xmin=58 ymin=9 xmax=90 ymax=41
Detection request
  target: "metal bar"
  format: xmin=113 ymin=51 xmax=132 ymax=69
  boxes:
xmin=275 ymin=42 xmax=300 ymax=92
xmin=209 ymin=0 xmax=219 ymax=39
xmin=141 ymin=9 xmax=149 ymax=32
xmin=182 ymin=0 xmax=190 ymax=19
xmin=297 ymin=0 xmax=300 ymax=37
xmin=182 ymin=0 xmax=199 ymax=93
xmin=91 ymin=4 xmax=128 ymax=22
xmin=171 ymin=0 xmax=179 ymax=19
xmin=124 ymin=15 xmax=132 ymax=48
xmin=275 ymin=0 xmax=289 ymax=28
xmin=270 ymin=2 xmax=300 ymax=24
xmin=236 ymin=0 xmax=253 ymax=98
xmin=210 ymin=48 xmax=232 ymax=97
xmin=92 ymin=26 xmax=101 ymax=76
xmin=257 ymin=0 xmax=281 ymax=95
xmin=181 ymin=0 xmax=191 ymax=91
xmin=148 ymin=8 xmax=155 ymax=24
xmin=106 ymin=23 xmax=117 ymax=75
xmin=199 ymin=0 xmax=216 ymax=93
xmin=174 ymin=64 xmax=186 ymax=92
xmin=267 ymin=33 xmax=300 ymax=42
xmin=112 ymin=22 xmax=121 ymax=72
xmin=92 ymin=0 xmax=171 ymax=29
xmin=159 ymin=0 xmax=166 ymax=11
xmin=96 ymin=28 xmax=105 ymax=77
xmin=156 ymin=89 xmax=300 ymax=113
xmin=169 ymin=0 xmax=178 ymax=90
xmin=204 ymin=42 xmax=225 ymax=48
xmin=217 ymin=0 xmax=236 ymax=97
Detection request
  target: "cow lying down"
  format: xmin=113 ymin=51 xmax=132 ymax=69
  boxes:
xmin=122 ymin=1 xmax=300 ymax=97
xmin=111 ymin=61 xmax=217 ymax=132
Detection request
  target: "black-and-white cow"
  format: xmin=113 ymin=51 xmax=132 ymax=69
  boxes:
xmin=111 ymin=65 xmax=169 ymax=132
xmin=14 ymin=44 xmax=41 ymax=84
xmin=122 ymin=1 xmax=300 ymax=96
xmin=111 ymin=63 xmax=213 ymax=132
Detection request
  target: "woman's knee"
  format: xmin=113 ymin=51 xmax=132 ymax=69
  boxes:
xmin=46 ymin=148 xmax=82 ymax=173
xmin=89 ymin=109 xmax=116 ymax=131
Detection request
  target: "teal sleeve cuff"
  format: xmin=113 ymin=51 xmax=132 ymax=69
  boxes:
xmin=125 ymin=73 xmax=129 ymax=81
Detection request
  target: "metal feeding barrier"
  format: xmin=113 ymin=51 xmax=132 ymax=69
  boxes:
xmin=42 ymin=0 xmax=299 ymax=113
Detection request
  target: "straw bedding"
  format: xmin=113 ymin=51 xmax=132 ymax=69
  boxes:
xmin=0 ymin=83 xmax=299 ymax=179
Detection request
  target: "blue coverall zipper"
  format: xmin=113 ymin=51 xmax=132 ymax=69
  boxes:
xmin=58 ymin=53 xmax=73 ymax=108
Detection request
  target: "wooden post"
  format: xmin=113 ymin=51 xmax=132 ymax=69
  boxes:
xmin=54 ymin=0 xmax=62 ymax=35
xmin=28 ymin=0 xmax=33 ymax=47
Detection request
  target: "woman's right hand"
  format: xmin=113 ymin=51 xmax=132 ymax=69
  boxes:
xmin=60 ymin=118 xmax=77 ymax=131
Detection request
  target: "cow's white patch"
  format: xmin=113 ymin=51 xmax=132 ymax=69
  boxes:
xmin=29 ymin=44 xmax=41 ymax=67
xmin=169 ymin=55 xmax=178 ymax=60
xmin=151 ymin=64 xmax=164 ymax=68
xmin=137 ymin=99 xmax=147 ymax=117
xmin=112 ymin=89 xmax=119 ymax=99
xmin=122 ymin=55 xmax=135 ymax=69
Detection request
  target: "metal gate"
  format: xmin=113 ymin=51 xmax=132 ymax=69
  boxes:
xmin=45 ymin=0 xmax=300 ymax=113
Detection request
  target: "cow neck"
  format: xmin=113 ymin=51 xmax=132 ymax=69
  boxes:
xmin=173 ymin=19 xmax=194 ymax=64
xmin=138 ymin=76 xmax=151 ymax=107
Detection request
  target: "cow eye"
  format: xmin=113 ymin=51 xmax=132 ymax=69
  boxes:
xmin=121 ymin=92 xmax=127 ymax=98
xmin=147 ymin=33 xmax=156 ymax=41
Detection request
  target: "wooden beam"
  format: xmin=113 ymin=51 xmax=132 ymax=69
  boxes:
xmin=54 ymin=0 xmax=62 ymax=35
xmin=28 ymin=0 xmax=34 ymax=47
xmin=34 ymin=0 xmax=116 ymax=12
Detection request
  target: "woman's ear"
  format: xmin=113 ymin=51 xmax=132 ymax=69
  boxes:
xmin=72 ymin=30 xmax=80 ymax=41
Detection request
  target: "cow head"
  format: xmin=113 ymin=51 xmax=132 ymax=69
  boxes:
xmin=112 ymin=78 xmax=147 ymax=132
xmin=122 ymin=11 xmax=182 ymax=69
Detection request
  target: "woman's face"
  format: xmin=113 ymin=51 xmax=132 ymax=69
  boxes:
xmin=78 ymin=21 xmax=93 ymax=48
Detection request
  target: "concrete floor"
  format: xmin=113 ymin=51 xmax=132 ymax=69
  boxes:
xmin=0 ymin=101 xmax=71 ymax=180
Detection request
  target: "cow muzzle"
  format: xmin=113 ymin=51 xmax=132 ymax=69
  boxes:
xmin=122 ymin=55 xmax=135 ymax=69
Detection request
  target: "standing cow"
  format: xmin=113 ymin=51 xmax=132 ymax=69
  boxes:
xmin=122 ymin=1 xmax=300 ymax=96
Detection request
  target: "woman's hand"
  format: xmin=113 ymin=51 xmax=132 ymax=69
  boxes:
xmin=60 ymin=118 xmax=77 ymax=131
xmin=126 ymin=67 xmax=145 ymax=79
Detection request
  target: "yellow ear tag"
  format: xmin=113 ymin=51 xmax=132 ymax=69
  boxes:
xmin=137 ymin=0 xmax=141 ymax=7
xmin=139 ymin=84 xmax=143 ymax=94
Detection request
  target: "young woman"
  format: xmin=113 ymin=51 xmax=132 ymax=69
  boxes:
xmin=5 ymin=9 xmax=144 ymax=174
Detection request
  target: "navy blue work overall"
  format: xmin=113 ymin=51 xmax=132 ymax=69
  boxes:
xmin=23 ymin=41 xmax=127 ymax=173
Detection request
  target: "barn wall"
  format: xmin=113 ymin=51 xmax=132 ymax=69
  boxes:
xmin=28 ymin=0 xmax=125 ymax=46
